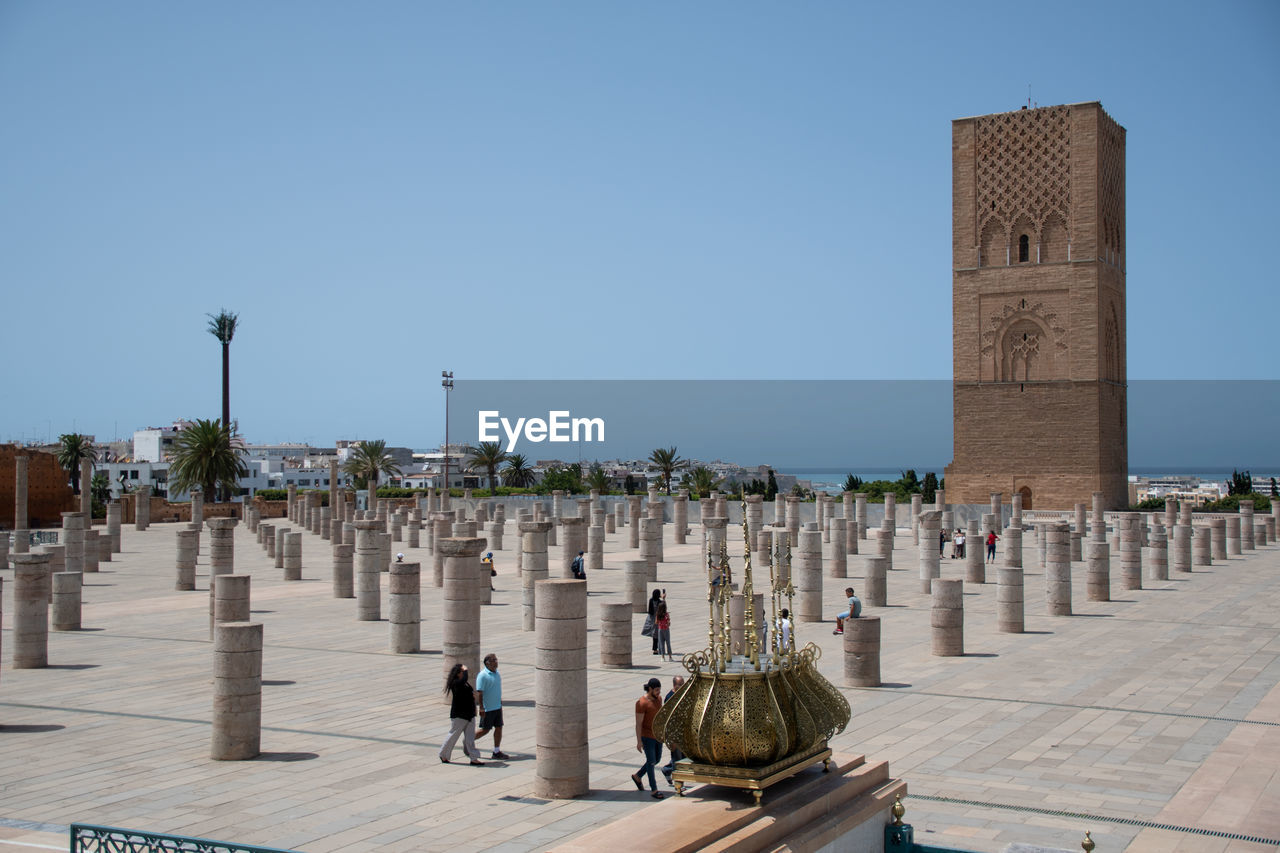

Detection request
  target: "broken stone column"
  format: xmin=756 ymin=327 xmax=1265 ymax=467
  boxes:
xmin=829 ymin=517 xmax=847 ymax=578
xmin=273 ymin=526 xmax=288 ymax=565
xmin=1172 ymin=524 xmax=1192 ymax=573
xmin=875 ymin=528 xmax=894 ymax=573
xmin=135 ymin=485 xmax=151 ymax=531
xmin=487 ymin=520 xmax=504 ymax=552
xmin=863 ymin=555 xmax=887 ymax=607
xmin=560 ymin=516 xmax=586 ymax=579
xmin=772 ymin=496 xmax=785 ymax=527
xmin=106 ymin=501 xmax=121 ymax=553
xmin=1086 ymin=540 xmax=1111 ymax=601
xmin=600 ymin=601 xmax=632 ymax=668
xmin=282 ymin=532 xmax=303 ymax=581
xmin=587 ymin=524 xmax=604 ymax=572
xmin=442 ymin=536 xmax=486 ymax=683
xmin=647 ymin=497 xmax=665 ymax=562
xmin=95 ymin=529 xmax=111 ymax=566
xmin=390 ymin=511 xmax=404 ymax=543
xmin=795 ymin=524 xmax=823 ymax=622
xmin=627 ymin=496 xmax=642 ymax=549
xmin=1120 ymin=516 xmax=1143 ymax=589
xmin=406 ymin=516 xmax=419 ymax=548
xmin=1091 ymin=492 xmax=1107 ymax=542
xmin=1240 ymin=501 xmax=1256 ymax=550
xmin=785 ymin=496 xmax=801 ymax=542
xmin=843 ymin=615 xmax=881 ymax=687
xmin=534 ymin=578 xmax=589 ymax=799
xmin=964 ymin=518 xmax=984 ymax=584
xmin=214 ymin=574 xmax=251 ymax=629
xmin=1193 ymin=524 xmax=1212 ymax=567
xmin=703 ymin=516 xmax=728 ymax=561
xmin=286 ymin=484 xmax=298 ymax=521
xmin=997 ymin=567 xmax=1024 ymax=633
xmin=211 ymin=621 xmax=262 ymax=761
xmin=176 ymin=528 xmax=198 ymax=590
xmin=1010 ymin=492 xmax=1023 ymax=528
xmin=639 ymin=518 xmax=660 ymax=581
xmin=12 ymin=552 xmax=50 ymax=668
xmin=321 ymin=507 xmax=332 ymax=541
xmin=389 ymin=561 xmax=421 ymax=654
xmin=52 ymin=571 xmax=82 ymax=631
xmin=1224 ymin=515 xmax=1242 ymax=555
xmin=1209 ymin=517 xmax=1226 ymax=561
xmin=1045 ymin=522 xmax=1072 ymax=615
xmin=354 ymin=519 xmax=382 ymax=621
xmin=673 ymin=493 xmax=689 ymax=544
xmin=1164 ymin=497 xmax=1178 ymax=532
xmin=624 ymin=560 xmax=648 ymax=615
xmin=62 ymin=512 xmax=86 ymax=574
xmin=521 ymin=521 xmax=552 ymax=631
xmin=431 ymin=512 xmax=452 ymax=587
xmin=918 ymin=511 xmax=941 ymax=593
xmin=332 ymin=542 xmax=354 ymax=598
xmin=883 ymin=493 xmax=897 ymax=534
xmin=191 ymin=488 xmax=205 ymax=528
xmin=1147 ymin=527 xmax=1169 ymax=581
xmin=931 ymin=578 xmax=963 ymax=656
xmin=208 ymin=518 xmax=236 ymax=574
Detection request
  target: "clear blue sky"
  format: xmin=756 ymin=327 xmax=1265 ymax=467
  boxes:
xmin=2 ymin=1 xmax=1277 ymax=450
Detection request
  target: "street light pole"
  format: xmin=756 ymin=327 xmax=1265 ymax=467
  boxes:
xmin=441 ymin=371 xmax=454 ymax=500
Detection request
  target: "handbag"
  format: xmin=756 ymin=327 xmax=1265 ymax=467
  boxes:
xmin=641 ymin=614 xmax=655 ymax=637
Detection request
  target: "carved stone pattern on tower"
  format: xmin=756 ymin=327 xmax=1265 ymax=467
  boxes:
xmin=975 ymin=106 xmax=1070 ymax=238
xmin=979 ymin=297 xmax=1069 ymax=382
xmin=1098 ymin=114 xmax=1125 ymax=263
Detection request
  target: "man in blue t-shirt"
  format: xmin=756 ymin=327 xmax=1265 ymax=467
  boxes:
xmin=833 ymin=587 xmax=862 ymax=634
xmin=475 ymin=653 xmax=507 ymax=760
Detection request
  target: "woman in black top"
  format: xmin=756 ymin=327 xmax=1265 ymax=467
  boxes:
xmin=648 ymin=588 xmax=664 ymax=654
xmin=438 ymin=663 xmax=484 ymax=765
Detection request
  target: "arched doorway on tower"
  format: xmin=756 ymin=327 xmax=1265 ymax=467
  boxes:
xmin=1017 ymin=485 xmax=1032 ymax=510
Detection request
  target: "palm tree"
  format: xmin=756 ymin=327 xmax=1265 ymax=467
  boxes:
xmin=207 ymin=310 xmax=238 ymax=500
xmin=466 ymin=441 xmax=508 ymax=492
xmin=168 ymin=419 xmax=248 ymax=502
xmin=502 ymin=453 xmax=536 ymax=488
xmin=585 ymin=464 xmax=610 ymax=493
xmin=683 ymin=465 xmax=720 ymax=499
xmin=648 ymin=446 xmax=686 ymax=494
xmin=56 ymin=433 xmax=98 ymax=495
xmin=343 ymin=439 xmax=402 ymax=499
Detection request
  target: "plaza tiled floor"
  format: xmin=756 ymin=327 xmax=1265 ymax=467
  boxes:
xmin=1 ymin=513 xmax=1278 ymax=852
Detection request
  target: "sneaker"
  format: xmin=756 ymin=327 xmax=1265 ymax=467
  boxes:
xmin=492 ymin=750 xmax=509 ymax=760
xmin=832 ymin=629 xmax=843 ymax=635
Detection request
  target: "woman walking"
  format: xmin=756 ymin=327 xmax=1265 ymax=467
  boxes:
xmin=439 ymin=663 xmax=485 ymax=766
xmin=656 ymin=600 xmax=673 ymax=661
xmin=647 ymin=588 xmax=664 ymax=655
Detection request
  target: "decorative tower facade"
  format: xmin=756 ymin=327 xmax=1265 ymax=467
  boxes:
xmin=945 ymin=102 xmax=1127 ymax=510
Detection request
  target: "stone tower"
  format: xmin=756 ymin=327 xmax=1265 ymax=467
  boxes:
xmin=945 ymin=102 xmax=1127 ymax=510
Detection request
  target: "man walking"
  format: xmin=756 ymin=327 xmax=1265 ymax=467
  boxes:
xmin=660 ymin=675 xmax=686 ymax=786
xmin=631 ymin=677 xmax=665 ymax=799
xmin=474 ymin=653 xmax=508 ymax=760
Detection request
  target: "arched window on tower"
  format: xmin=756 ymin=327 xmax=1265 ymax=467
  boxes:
xmin=1018 ymin=234 xmax=1030 ymax=263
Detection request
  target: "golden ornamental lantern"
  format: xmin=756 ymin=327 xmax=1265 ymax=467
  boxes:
xmin=654 ymin=502 xmax=851 ymax=804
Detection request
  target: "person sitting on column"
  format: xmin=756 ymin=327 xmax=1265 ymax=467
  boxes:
xmin=571 ymin=550 xmax=586 ymax=580
xmin=833 ymin=587 xmax=862 ymax=634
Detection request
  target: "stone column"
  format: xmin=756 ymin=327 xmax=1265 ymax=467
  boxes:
xmin=931 ymin=578 xmax=963 ymax=656
xmin=286 ymin=483 xmax=298 ymax=520
xmin=442 ymin=536 xmax=486 ymax=682
xmin=560 ymin=517 xmax=586 ymax=579
xmin=1045 ymin=522 xmax=1072 ymax=615
xmin=1164 ymin=497 xmax=1178 ymax=532
xmin=829 ymin=517 xmax=847 ymax=578
xmin=1091 ymin=492 xmax=1107 ymax=542
xmin=1120 ymin=516 xmax=1143 ymax=589
xmin=135 ymin=485 xmax=151 ymax=531
xmin=354 ymin=519 xmax=382 ymax=621
xmin=863 ymin=555 xmax=887 ymax=607
xmin=1086 ymin=540 xmax=1110 ymax=601
xmin=282 ymin=532 xmax=303 ymax=581
xmin=1146 ymin=526 xmax=1169 ymax=581
xmin=875 ymin=528 xmax=894 ymax=573
xmin=211 ymin=621 xmax=262 ymax=760
xmin=909 ymin=494 xmax=922 ymax=545
xmin=12 ymin=552 xmax=50 ymax=668
xmin=624 ymin=560 xmax=648 ymax=614
xmin=389 ymin=561 xmax=421 ymax=654
xmin=785 ymin=496 xmax=801 ymax=542
xmin=214 ymin=574 xmax=251 ymax=628
xmin=795 ymin=524 xmax=823 ymax=622
xmin=192 ymin=488 xmax=205 ymax=528
xmin=745 ymin=494 xmax=763 ymax=545
xmin=964 ymin=518 xmax=984 ymax=584
xmin=639 ymin=518 xmax=660 ymax=580
xmin=604 ymin=506 xmax=616 ymax=535
xmin=627 ymin=496 xmax=642 ymax=549
xmin=843 ymin=616 xmax=881 ymax=687
xmin=996 ymin=568 xmax=1024 ymax=633
xmin=328 ymin=541 xmax=354 ymax=597
xmin=405 ymin=516 xmax=419 ymax=548
xmin=1193 ymin=524 xmax=1213 ymax=567
xmin=521 ymin=521 xmax=552 ymax=631
xmin=14 ymin=454 xmax=29 ymax=531
xmin=431 ymin=512 xmax=452 ymax=587
xmin=647 ymin=497 xmax=664 ymax=563
xmin=990 ymin=492 xmax=1003 ymax=525
xmin=62 ymin=511 xmax=86 ymax=574
xmin=1172 ymin=524 xmax=1192 ymax=573
xmin=587 ymin=524 xmax=604 ymax=572
xmin=1240 ymin=501 xmax=1256 ymax=550
xmin=176 ymin=528 xmax=198 ymax=590
xmin=486 ymin=521 xmax=503 ymax=553
xmin=673 ymin=493 xmax=689 ymax=544
xmin=52 ymin=571 xmax=82 ymax=631
xmin=600 ymin=601 xmax=632 ymax=668
xmin=883 ymin=493 xmax=897 ymax=532
xmin=1224 ymin=514 xmax=1244 ymax=555
xmin=274 ymin=526 xmax=288 ymax=566
xmin=918 ymin=511 xmax=940 ymax=593
xmin=390 ymin=511 xmax=404 ymax=543
xmin=106 ymin=501 xmax=121 ymax=553
xmin=321 ymin=507 xmax=332 ymax=541
xmin=534 ymin=578 xmax=589 ymax=799
xmin=773 ymin=496 xmax=785 ymax=527
xmin=1011 ymin=492 xmax=1023 ymax=528
xmin=703 ymin=516 xmax=728 ymax=562
xmin=208 ymin=518 xmax=236 ymax=574
xmin=855 ymin=493 xmax=868 ymax=540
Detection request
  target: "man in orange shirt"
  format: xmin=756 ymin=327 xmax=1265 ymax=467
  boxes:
xmin=630 ymin=677 xmax=665 ymax=799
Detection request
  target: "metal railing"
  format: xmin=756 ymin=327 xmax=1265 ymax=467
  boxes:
xmin=70 ymin=824 xmax=302 ymax=853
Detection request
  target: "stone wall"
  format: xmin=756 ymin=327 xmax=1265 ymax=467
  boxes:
xmin=0 ymin=445 xmax=75 ymax=529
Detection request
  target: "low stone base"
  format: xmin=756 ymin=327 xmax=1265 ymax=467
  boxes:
xmin=672 ymin=743 xmax=833 ymax=806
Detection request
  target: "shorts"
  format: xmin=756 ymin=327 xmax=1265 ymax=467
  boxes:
xmin=838 ymin=611 xmax=851 ymax=620
xmin=480 ymin=709 xmax=504 ymax=729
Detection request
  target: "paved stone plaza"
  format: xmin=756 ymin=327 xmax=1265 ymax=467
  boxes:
xmin=2 ymin=513 xmax=1278 ymax=852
